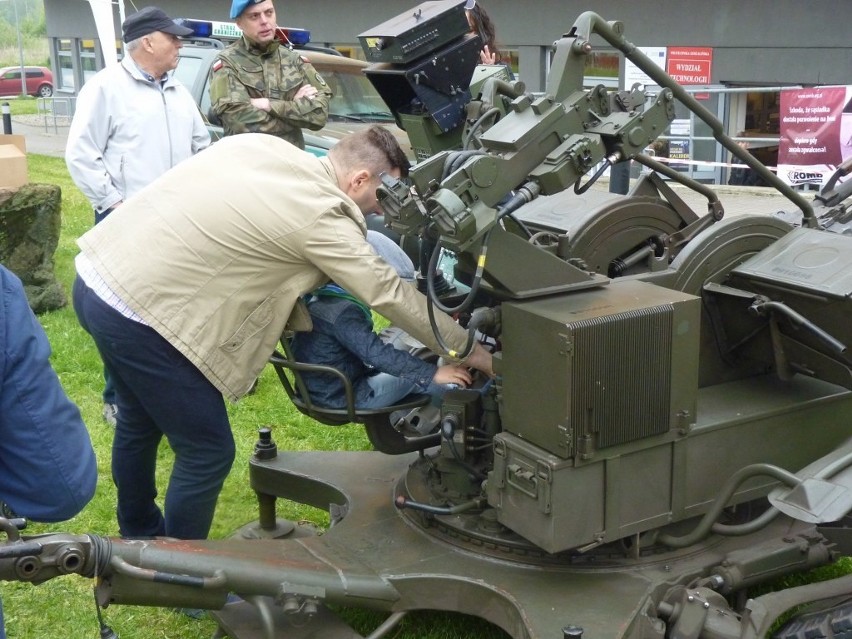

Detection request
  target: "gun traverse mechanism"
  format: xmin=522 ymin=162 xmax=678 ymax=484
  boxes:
xmin=2 ymin=4 xmax=852 ymax=639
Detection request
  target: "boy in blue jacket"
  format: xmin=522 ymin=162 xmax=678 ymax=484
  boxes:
xmin=292 ymin=231 xmax=472 ymax=409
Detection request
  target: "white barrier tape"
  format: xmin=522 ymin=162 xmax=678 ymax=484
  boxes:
xmin=650 ymin=155 xmax=778 ymax=172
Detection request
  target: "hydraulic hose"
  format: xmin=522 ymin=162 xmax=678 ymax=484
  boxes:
xmin=657 ymin=463 xmax=799 ymax=548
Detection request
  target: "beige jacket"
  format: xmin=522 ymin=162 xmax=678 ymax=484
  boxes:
xmin=77 ymin=134 xmax=469 ymax=401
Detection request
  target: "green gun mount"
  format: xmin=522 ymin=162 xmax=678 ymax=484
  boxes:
xmin=1 ymin=9 xmax=852 ymax=639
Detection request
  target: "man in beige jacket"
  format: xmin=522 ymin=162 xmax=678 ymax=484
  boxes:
xmin=71 ymin=126 xmax=492 ymax=540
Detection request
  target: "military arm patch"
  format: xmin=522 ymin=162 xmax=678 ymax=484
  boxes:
xmin=314 ymin=72 xmax=327 ymax=87
xmin=212 ymin=60 xmax=224 ymax=72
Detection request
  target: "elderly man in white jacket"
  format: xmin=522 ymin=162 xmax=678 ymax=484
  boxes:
xmin=66 ymin=6 xmax=209 ymax=219
xmin=66 ymin=6 xmax=210 ymax=427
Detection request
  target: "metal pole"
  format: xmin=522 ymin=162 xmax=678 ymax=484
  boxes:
xmin=118 ymin=0 xmax=127 ymax=61
xmin=12 ymin=0 xmax=25 ymax=97
xmin=2 ymin=102 xmax=11 ymax=134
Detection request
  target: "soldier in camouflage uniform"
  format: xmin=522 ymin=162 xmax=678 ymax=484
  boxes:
xmin=209 ymin=0 xmax=332 ymax=149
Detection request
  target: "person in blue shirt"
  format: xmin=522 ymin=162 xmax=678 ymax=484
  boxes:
xmin=292 ymin=231 xmax=473 ymax=410
xmin=0 ymin=265 xmax=98 ymax=639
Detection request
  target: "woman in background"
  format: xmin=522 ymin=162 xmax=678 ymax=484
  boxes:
xmin=465 ymin=0 xmax=501 ymax=64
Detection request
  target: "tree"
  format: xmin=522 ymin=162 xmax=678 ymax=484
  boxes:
xmin=0 ymin=0 xmax=45 ymax=44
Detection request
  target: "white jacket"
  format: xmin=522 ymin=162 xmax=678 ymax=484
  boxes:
xmin=66 ymin=56 xmax=210 ymax=213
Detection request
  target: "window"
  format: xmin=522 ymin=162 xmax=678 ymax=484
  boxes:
xmin=79 ymin=40 xmax=98 ymax=85
xmin=501 ymin=48 xmax=519 ymax=76
xmin=584 ymin=51 xmax=619 ymax=88
xmin=322 ymin=64 xmax=394 ymax=122
xmin=174 ymin=54 xmax=205 ymax=105
xmin=56 ymin=39 xmax=74 ymax=91
xmin=745 ymin=91 xmax=781 ymax=135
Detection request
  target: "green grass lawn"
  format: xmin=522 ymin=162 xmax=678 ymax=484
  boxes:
xmin=1 ymin=96 xmax=39 ymax=116
xmin=2 ymin=155 xmax=848 ymax=639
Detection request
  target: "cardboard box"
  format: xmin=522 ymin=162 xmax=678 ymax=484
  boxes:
xmin=0 ymin=135 xmax=28 ymax=190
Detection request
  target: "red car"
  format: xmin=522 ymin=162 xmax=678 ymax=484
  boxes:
xmin=0 ymin=66 xmax=54 ymax=98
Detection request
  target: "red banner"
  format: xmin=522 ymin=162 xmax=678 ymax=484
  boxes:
xmin=779 ymin=86 xmax=846 ymax=167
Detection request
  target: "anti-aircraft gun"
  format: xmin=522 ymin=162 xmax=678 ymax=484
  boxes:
xmin=1 ymin=3 xmax=851 ymax=638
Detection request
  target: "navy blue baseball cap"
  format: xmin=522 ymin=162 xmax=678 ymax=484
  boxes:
xmin=230 ymin=0 xmax=267 ymax=19
xmin=122 ymin=7 xmax=193 ymax=43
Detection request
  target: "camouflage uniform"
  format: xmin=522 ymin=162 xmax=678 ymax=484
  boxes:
xmin=209 ymin=37 xmax=332 ymax=148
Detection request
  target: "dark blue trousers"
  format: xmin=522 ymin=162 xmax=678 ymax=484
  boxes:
xmin=93 ymin=208 xmax=116 ymax=406
xmin=73 ymin=275 xmax=235 ymax=539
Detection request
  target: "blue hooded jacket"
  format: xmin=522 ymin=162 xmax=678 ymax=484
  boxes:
xmin=0 ymin=266 xmax=97 ymax=638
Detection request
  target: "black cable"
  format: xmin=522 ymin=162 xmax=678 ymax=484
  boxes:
xmin=463 ymin=107 xmax=501 ymax=150
xmin=426 ymin=291 xmax=477 ymax=360
xmin=426 ymin=229 xmax=490 ymax=315
xmin=424 ymin=189 xmax=529 ymax=354
xmin=441 ymin=416 xmax=487 ymax=481
xmin=94 ymin=589 xmax=118 ymax=639
xmin=504 ymin=212 xmax=534 ymax=239
xmin=574 ymin=158 xmax=611 ymax=195
xmin=92 ymin=538 xmax=118 ymax=639
xmin=441 ymin=149 xmax=485 ymax=180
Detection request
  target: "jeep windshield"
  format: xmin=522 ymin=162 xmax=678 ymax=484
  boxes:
xmin=173 ymin=51 xmax=396 ymax=129
xmin=172 ymin=23 xmax=412 ymax=157
xmin=322 ymin=62 xmax=394 ymax=124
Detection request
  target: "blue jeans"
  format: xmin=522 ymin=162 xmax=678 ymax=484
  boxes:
xmin=360 ymin=373 xmax=452 ymax=409
xmin=291 ymin=295 xmax=440 ymax=409
xmin=73 ymin=276 xmax=235 ymax=539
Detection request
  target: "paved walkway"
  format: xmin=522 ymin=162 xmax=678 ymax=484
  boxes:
xmin=6 ymin=114 xmax=69 ymax=157
xmin=7 ymin=112 xmax=814 ymax=221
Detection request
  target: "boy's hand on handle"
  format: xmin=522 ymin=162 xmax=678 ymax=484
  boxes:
xmin=434 ymin=364 xmax=473 ymax=387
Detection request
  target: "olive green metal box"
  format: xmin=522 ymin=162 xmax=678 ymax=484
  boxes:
xmin=487 ymin=429 xmax=678 ymax=553
xmin=499 ymin=279 xmax=701 ymax=459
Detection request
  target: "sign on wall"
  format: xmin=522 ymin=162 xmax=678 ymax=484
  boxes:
xmin=624 ymin=46 xmax=714 ymax=89
xmin=778 ymin=85 xmax=852 ymax=188
xmin=624 ymin=47 xmax=666 ymax=89
xmin=668 ymin=139 xmax=691 ymax=169
xmin=665 ymin=47 xmax=713 ymax=85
